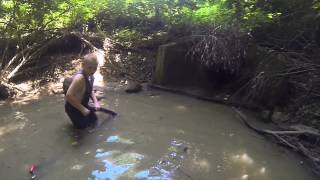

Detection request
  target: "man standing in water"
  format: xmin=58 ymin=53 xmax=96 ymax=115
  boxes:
xmin=65 ymin=53 xmax=101 ymax=129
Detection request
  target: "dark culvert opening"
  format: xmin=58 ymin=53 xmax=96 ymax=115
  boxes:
xmin=204 ymin=67 xmax=237 ymax=87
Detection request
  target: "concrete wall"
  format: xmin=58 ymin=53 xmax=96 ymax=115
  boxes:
xmin=153 ymin=40 xmax=213 ymax=89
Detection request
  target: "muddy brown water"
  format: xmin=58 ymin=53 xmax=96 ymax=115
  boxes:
xmin=0 ymin=87 xmax=316 ymax=180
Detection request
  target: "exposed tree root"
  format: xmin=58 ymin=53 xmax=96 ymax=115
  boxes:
xmin=232 ymin=107 xmax=320 ymax=177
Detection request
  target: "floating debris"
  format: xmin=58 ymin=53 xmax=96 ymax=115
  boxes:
xmin=71 ymin=164 xmax=84 ymax=170
xmin=28 ymin=164 xmax=36 ymax=179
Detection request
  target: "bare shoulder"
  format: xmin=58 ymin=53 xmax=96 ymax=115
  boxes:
xmin=70 ymin=74 xmax=85 ymax=89
xmin=73 ymin=74 xmax=85 ymax=83
xmin=66 ymin=73 xmax=85 ymax=96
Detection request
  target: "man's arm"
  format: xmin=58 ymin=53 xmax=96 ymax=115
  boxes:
xmin=91 ymin=91 xmax=100 ymax=110
xmin=66 ymin=75 xmax=90 ymax=116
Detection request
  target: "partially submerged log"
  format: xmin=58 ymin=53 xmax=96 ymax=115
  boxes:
xmin=125 ymin=81 xmax=142 ymax=93
xmin=233 ymin=107 xmax=320 ymax=176
xmin=149 ymin=84 xmax=260 ymax=110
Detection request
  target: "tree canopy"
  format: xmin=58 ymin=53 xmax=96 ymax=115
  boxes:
xmin=3 ymin=0 xmax=318 ymax=38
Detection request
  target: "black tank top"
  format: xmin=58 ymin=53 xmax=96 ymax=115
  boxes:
xmin=79 ymin=70 xmax=94 ymax=106
xmin=66 ymin=70 xmax=94 ymax=108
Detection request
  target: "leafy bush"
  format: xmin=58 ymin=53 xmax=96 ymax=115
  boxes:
xmin=113 ymin=28 xmax=143 ymax=47
xmin=192 ymin=2 xmax=233 ymax=27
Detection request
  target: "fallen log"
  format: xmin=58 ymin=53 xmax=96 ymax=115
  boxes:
xmin=8 ymin=63 xmax=51 ymax=83
xmin=148 ymin=84 xmax=261 ymax=110
xmin=7 ymin=34 xmax=62 ymax=81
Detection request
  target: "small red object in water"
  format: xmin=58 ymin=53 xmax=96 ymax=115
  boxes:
xmin=29 ymin=164 xmax=35 ymax=174
xmin=29 ymin=164 xmax=36 ymax=179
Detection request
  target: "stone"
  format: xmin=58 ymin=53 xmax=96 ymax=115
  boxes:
xmin=261 ymin=110 xmax=272 ymax=122
xmin=125 ymin=81 xmax=142 ymax=93
xmin=271 ymin=111 xmax=288 ymax=124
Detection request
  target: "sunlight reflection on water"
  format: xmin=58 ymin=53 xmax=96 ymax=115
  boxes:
xmin=134 ymin=139 xmax=190 ymax=180
xmin=89 ymin=138 xmax=189 ymax=180
xmin=91 ymin=149 xmax=144 ymax=180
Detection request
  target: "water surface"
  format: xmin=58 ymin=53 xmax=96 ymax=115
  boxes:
xmin=0 ymin=88 xmax=315 ymax=180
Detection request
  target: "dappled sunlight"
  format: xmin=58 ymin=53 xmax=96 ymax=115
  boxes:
xmin=45 ymin=81 xmax=64 ymax=95
xmin=188 ymin=148 xmax=212 ymax=173
xmin=259 ymin=167 xmax=266 ymax=174
xmin=175 ymin=105 xmax=187 ymax=111
xmin=0 ymin=111 xmax=27 ymax=137
xmin=191 ymin=158 xmax=211 ymax=172
xmin=8 ymin=81 xmax=41 ymax=105
xmin=231 ymin=153 xmax=254 ymax=165
xmin=95 ymin=50 xmax=105 ymax=67
xmin=16 ymin=82 xmax=33 ymax=92
xmin=71 ymin=58 xmax=83 ymax=71
xmin=220 ymin=150 xmax=270 ymax=180
xmin=14 ymin=111 xmax=27 ymax=120
xmin=103 ymin=37 xmax=113 ymax=53
xmin=93 ymin=50 xmax=105 ymax=87
xmin=11 ymin=93 xmax=40 ymax=105
xmin=93 ymin=71 xmax=104 ymax=87
xmin=222 ymin=151 xmax=255 ymax=171
xmin=0 ymin=121 xmax=26 ymax=137
xmin=102 ymin=46 xmax=154 ymax=83
xmin=114 ymin=54 xmax=121 ymax=62
xmin=0 ymin=101 xmax=5 ymax=106
xmin=71 ymin=164 xmax=85 ymax=171
xmin=241 ymin=174 xmax=250 ymax=180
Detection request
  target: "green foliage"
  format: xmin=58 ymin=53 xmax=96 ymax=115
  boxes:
xmin=313 ymin=0 xmax=320 ymax=16
xmin=0 ymin=0 xmax=107 ymax=37
xmin=0 ymin=0 xmax=317 ymax=41
xmin=192 ymin=1 xmax=233 ymax=27
xmin=113 ymin=28 xmax=143 ymax=46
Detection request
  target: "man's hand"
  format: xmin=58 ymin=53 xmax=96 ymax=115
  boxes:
xmin=81 ymin=108 xmax=91 ymax=116
xmin=94 ymin=101 xmax=101 ymax=110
